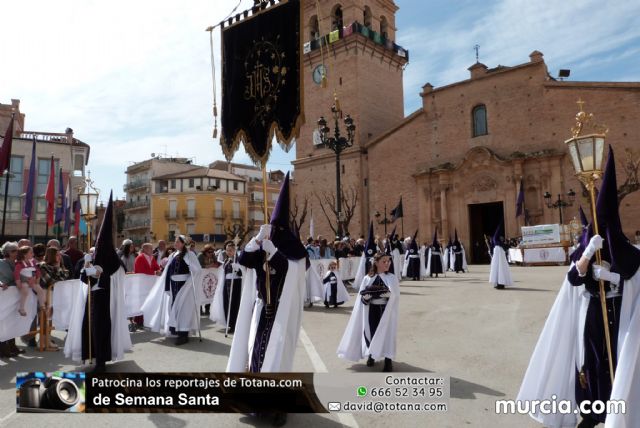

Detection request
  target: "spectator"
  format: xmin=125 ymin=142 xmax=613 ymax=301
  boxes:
xmin=14 ymin=246 xmax=42 ymax=316
xmin=119 ymin=239 xmax=136 ymax=273
xmin=153 ymin=240 xmax=167 ymax=265
xmin=318 ymin=239 xmax=333 ymax=259
xmin=0 ymin=242 xmax=22 ymax=357
xmin=47 ymin=239 xmax=73 ymax=272
xmin=39 ymin=247 xmax=70 ymax=291
xmin=132 ymin=243 xmax=160 ymax=331
xmin=159 ymin=246 xmax=175 ymax=269
xmin=32 ymin=244 xmax=46 ymax=263
xmin=198 ymin=244 xmax=220 ymax=268
xmin=63 ymin=236 xmax=84 ymax=267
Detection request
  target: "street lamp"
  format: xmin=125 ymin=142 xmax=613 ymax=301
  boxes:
xmin=316 ymin=91 xmax=356 ymax=239
xmin=77 ymin=174 xmax=99 ymax=363
xmin=374 ymin=209 xmax=391 ymax=236
xmin=564 ymin=99 xmax=612 ymax=384
xmin=543 ymin=189 xmax=576 ymax=224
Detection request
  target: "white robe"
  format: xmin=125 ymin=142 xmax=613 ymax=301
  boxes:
xmin=64 ymin=268 xmax=132 ymax=362
xmin=141 ymin=251 xmax=202 ymax=335
xmin=305 ymin=264 xmax=324 ymax=304
xmin=323 ymin=270 xmax=350 ymax=304
xmin=516 ymin=267 xmax=588 ymax=427
xmin=353 ymin=254 xmax=368 ymax=291
xmin=226 ymin=243 xmax=306 ymax=373
xmin=489 ymin=246 xmax=513 ymax=287
xmin=210 ymin=265 xmax=233 ymax=328
xmin=391 ymin=249 xmax=402 ymax=282
xmin=518 ymin=264 xmax=640 ymax=428
xmin=337 ymin=272 xmax=400 ymax=362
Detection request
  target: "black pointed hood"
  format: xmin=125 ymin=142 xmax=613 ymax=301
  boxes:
xmin=94 ymin=191 xmax=121 ymax=279
xmin=269 ymin=172 xmax=306 ymax=260
xmin=595 ymin=147 xmax=640 ymax=279
xmin=492 ymin=219 xmax=505 ymax=247
xmin=571 ymin=206 xmax=591 ymax=263
xmin=364 ymin=221 xmax=377 ymax=257
xmin=409 ymin=229 xmax=418 ymax=253
xmin=431 ymin=228 xmax=439 ymax=248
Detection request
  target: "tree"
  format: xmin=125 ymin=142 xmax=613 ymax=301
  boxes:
xmin=618 ymin=147 xmax=640 ymax=204
xmin=289 ymin=194 xmax=309 ymax=235
xmin=314 ymin=185 xmax=358 ymax=238
xmin=224 ymin=219 xmax=255 ymax=245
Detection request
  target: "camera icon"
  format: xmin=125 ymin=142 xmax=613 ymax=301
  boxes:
xmin=19 ymin=376 xmax=81 ymax=411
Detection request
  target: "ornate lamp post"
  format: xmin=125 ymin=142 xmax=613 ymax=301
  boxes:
xmin=317 ymin=92 xmax=356 ymax=239
xmin=543 ymin=188 xmax=576 ymax=224
xmin=77 ymin=174 xmax=99 ymax=363
xmin=374 ymin=208 xmax=391 ymax=236
xmin=563 ymin=99 xmax=612 ymax=384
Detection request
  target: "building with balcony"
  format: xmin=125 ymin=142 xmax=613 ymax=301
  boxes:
xmin=0 ymin=99 xmax=90 ymax=243
xmin=209 ymin=161 xmax=284 ymax=239
xmin=150 ymin=167 xmax=249 ymax=246
xmin=123 ymin=156 xmax=196 ymax=244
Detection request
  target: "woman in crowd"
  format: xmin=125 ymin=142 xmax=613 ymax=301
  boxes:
xmin=318 ymin=238 xmax=333 ymax=259
xmin=338 ymin=252 xmax=400 ymax=372
xmin=39 ymin=247 xmax=70 ymax=294
xmin=14 ymin=246 xmax=42 ymax=316
xmin=119 ymin=239 xmax=136 ymax=273
xmin=159 ymin=246 xmax=175 ymax=269
xmin=198 ymin=244 xmax=220 ymax=268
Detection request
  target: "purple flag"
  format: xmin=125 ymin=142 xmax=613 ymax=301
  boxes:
xmin=55 ymin=168 xmax=65 ymax=223
xmin=63 ymin=181 xmax=71 ymax=233
xmin=23 ymin=136 xmax=37 ymax=219
xmin=515 ymin=179 xmax=525 ymax=218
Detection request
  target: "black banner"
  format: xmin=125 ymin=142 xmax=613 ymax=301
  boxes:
xmin=220 ymin=0 xmax=303 ymax=165
xmin=85 ymin=373 xmax=325 ymax=413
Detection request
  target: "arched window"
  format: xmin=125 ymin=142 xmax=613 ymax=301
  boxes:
xmin=472 ymin=104 xmax=488 ymax=137
xmin=380 ymin=15 xmax=388 ymax=38
xmin=363 ymin=6 xmax=372 ymax=29
xmin=309 ymin=15 xmax=319 ymax=40
xmin=332 ymin=5 xmax=343 ymax=30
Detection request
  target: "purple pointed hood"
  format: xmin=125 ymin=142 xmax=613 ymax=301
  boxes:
xmin=269 ymin=172 xmax=306 ymax=260
xmin=595 ymin=147 xmax=640 ymax=279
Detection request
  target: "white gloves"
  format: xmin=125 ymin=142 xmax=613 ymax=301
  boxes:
xmin=261 ymin=239 xmax=277 ymax=260
xmin=256 ymin=224 xmax=272 ymax=241
xmin=583 ymin=234 xmax=604 ymax=260
xmin=379 ymin=292 xmax=391 ymax=299
xmin=361 ymin=294 xmax=372 ymax=305
xmin=244 ymin=238 xmax=260 ymax=252
xmin=593 ymin=263 xmax=620 ymax=286
xmin=231 ymin=262 xmax=241 ymax=272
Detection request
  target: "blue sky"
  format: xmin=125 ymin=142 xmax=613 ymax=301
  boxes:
xmin=1 ymin=0 xmax=638 ymax=202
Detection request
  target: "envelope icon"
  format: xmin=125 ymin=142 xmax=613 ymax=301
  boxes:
xmin=328 ymin=402 xmax=341 ymax=412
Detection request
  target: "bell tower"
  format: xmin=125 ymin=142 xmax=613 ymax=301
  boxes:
xmin=293 ymin=0 xmax=408 ymax=238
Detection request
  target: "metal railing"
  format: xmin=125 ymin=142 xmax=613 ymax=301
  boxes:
xmin=124 ymin=200 xmax=150 ymax=210
xmin=165 ymin=210 xmax=180 ymax=220
xmin=124 ymin=180 xmax=150 ymax=192
xmin=182 ymin=209 xmax=197 ymax=220
xmin=123 ymin=219 xmax=150 ymax=230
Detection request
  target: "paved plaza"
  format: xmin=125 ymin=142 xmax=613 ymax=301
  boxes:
xmin=0 ymin=264 xmax=570 ymax=427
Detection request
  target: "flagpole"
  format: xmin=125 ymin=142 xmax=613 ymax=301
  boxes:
xmin=384 ymin=204 xmax=388 ymax=237
xmin=261 ymin=166 xmax=272 ymax=313
xmin=0 ymin=113 xmax=15 ymax=240
xmin=1 ymin=169 xmax=10 ymax=240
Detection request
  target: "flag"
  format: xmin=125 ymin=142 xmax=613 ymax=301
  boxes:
xmin=309 ymin=209 xmax=315 ymax=238
xmin=63 ymin=181 xmax=71 ymax=233
xmin=55 ymin=168 xmax=65 ymax=223
xmin=329 ymin=29 xmax=339 ymax=43
xmin=220 ymin=0 xmax=302 ymax=165
xmin=0 ymin=115 xmax=14 ymax=175
xmin=45 ymin=156 xmax=55 ymax=227
xmin=390 ymin=196 xmax=403 ymax=221
xmin=515 ymin=178 xmax=525 ymax=218
xmin=73 ymin=199 xmax=81 ymax=237
xmin=23 ymin=136 xmax=37 ymax=219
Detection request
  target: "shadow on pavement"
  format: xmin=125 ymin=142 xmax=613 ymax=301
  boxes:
xmin=346 ymin=361 xmax=431 ymax=373
xmin=451 ymin=376 xmax=505 ymax=399
xmin=502 ymin=287 xmax=554 ymax=292
xmin=149 ymin=336 xmax=231 ymax=356
xmin=237 ymin=413 xmax=343 ymax=427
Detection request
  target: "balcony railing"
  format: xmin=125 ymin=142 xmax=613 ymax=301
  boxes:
xmin=124 ymin=200 xmax=150 ymax=210
xmin=124 ymin=180 xmax=150 ymax=192
xmin=212 ymin=209 xmax=227 ymax=219
xmin=123 ymin=219 xmax=150 ymax=230
xmin=182 ymin=209 xmax=197 ymax=220
xmin=165 ymin=210 xmax=180 ymax=220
